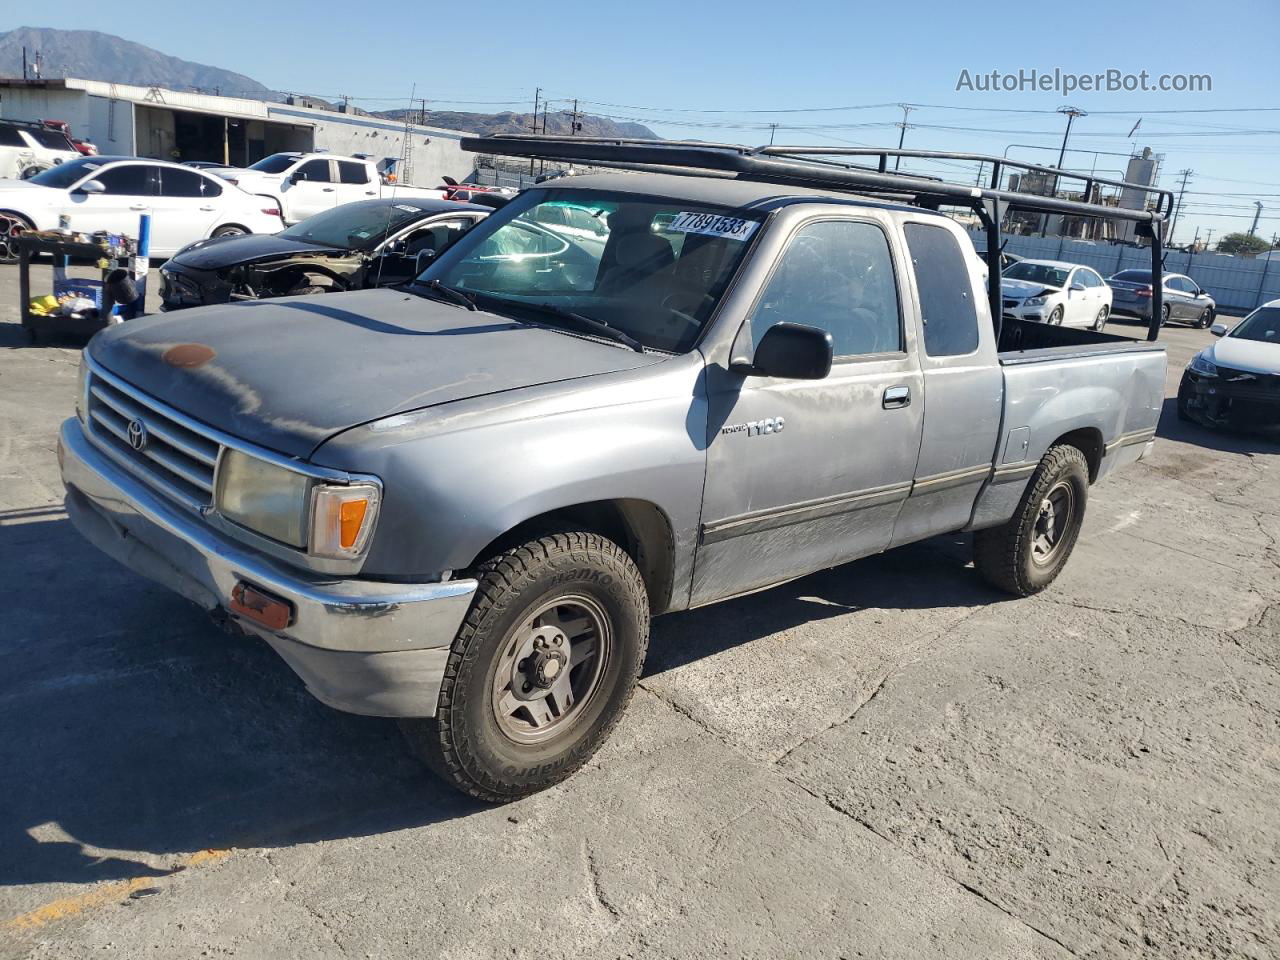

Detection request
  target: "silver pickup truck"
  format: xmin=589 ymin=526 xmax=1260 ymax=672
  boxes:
xmin=58 ymin=140 xmax=1172 ymax=801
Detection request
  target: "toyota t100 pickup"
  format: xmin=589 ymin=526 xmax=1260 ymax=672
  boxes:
xmin=59 ymin=139 xmax=1174 ymax=801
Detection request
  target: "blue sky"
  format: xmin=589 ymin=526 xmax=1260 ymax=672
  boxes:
xmin=11 ymin=0 xmax=1280 ymax=243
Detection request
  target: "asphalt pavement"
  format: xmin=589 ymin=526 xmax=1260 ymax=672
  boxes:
xmin=0 ymin=267 xmax=1276 ymax=959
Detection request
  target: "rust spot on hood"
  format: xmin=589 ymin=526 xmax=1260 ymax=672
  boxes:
xmin=163 ymin=343 xmax=216 ymax=368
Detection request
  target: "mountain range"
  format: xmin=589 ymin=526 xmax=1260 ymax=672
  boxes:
xmin=0 ymin=27 xmax=657 ymax=139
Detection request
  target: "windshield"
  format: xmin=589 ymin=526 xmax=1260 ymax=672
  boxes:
xmin=1003 ymin=262 xmax=1070 ymax=287
xmin=1229 ymin=307 xmax=1280 ymax=344
xmin=28 ymin=157 xmax=103 ymax=189
xmin=249 ymin=154 xmax=298 ymax=174
xmin=420 ymin=189 xmax=764 ymax=353
xmin=281 ymin=201 xmax=429 ymax=251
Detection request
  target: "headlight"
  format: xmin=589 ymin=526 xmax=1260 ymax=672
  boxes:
xmin=214 ymin=448 xmax=381 ymax=557
xmin=215 ymin=449 xmax=312 ymax=547
xmin=1024 ymin=296 xmax=1048 ymax=307
xmin=76 ymin=353 xmax=90 ymax=423
xmin=1189 ymin=352 xmax=1218 ymax=377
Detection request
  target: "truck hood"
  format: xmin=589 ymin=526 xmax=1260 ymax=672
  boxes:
xmin=89 ymin=287 xmax=665 ymax=459
xmin=1001 ymin=279 xmax=1058 ymax=299
xmin=171 ymin=232 xmax=347 ymax=270
xmin=1208 ymin=335 xmax=1280 ymax=375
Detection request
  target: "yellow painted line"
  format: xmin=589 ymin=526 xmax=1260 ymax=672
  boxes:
xmin=3 ymin=849 xmax=232 ymax=933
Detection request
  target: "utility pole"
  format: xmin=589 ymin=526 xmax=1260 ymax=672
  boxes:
xmin=1040 ymin=105 xmax=1087 ymax=237
xmin=1249 ymin=201 xmax=1263 ymax=237
xmin=1168 ymin=168 xmax=1193 ymax=245
xmin=570 ymin=99 xmax=582 ymax=135
xmin=1204 ymin=228 xmax=1214 ymax=252
xmin=893 ymin=104 xmax=914 ymax=170
xmin=529 ymin=87 xmax=541 ymax=176
xmin=22 ymin=46 xmax=28 ymax=79
xmin=768 ymin=123 xmax=778 ymax=146
xmin=1192 ymin=226 xmax=1200 ymax=252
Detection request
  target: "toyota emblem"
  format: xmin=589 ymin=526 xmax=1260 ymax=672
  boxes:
xmin=126 ymin=418 xmax=149 ymax=452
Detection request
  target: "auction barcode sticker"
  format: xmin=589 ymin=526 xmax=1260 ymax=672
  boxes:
xmin=663 ymin=212 xmax=760 ymax=242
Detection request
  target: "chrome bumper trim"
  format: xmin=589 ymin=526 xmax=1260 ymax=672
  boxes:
xmin=59 ymin=417 xmax=476 ymax=656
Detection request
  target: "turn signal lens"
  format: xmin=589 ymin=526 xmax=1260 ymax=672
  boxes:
xmin=309 ymin=482 xmax=380 ymax=559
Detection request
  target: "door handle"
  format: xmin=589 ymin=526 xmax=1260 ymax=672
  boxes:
xmin=129 ymin=204 xmax=148 ymax=210
xmin=199 ymin=205 xmax=215 ymax=211
xmin=365 ymin=190 xmax=376 ymax=195
xmin=883 ymin=385 xmax=911 ymax=409
xmin=322 ymin=187 xmax=335 ymax=192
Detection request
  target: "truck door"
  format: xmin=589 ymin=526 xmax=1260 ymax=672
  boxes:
xmin=692 ymin=215 xmax=925 ymax=606
xmin=888 ymin=219 xmax=1003 ymax=547
xmin=335 ymin=159 xmax=378 ymax=204
xmin=285 ymin=159 xmax=338 ymax=221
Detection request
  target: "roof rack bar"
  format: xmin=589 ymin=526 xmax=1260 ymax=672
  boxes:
xmin=460 ymin=136 xmax=1174 ymax=224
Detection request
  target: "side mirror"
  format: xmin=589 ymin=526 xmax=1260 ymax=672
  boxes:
xmin=78 ymin=179 xmax=106 ymax=194
xmin=1210 ymin=323 xmax=1228 ymax=337
xmin=414 ymin=249 xmax=437 ymax=275
xmin=1070 ymin=282 xmax=1085 ymax=293
xmin=733 ymin=322 xmax=833 ymax=380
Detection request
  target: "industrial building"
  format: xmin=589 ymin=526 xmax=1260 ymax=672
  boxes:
xmin=0 ymin=77 xmax=477 ymax=186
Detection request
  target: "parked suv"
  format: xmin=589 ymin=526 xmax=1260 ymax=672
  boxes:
xmin=0 ymin=118 xmax=80 ymax=180
xmin=1109 ymin=269 xmax=1216 ymax=328
xmin=59 ymin=142 xmax=1168 ymax=802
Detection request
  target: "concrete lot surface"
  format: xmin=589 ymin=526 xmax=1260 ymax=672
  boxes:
xmin=0 ymin=266 xmax=1276 ymax=959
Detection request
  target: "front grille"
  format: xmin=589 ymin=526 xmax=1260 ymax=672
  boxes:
xmin=1003 ymin=298 xmax=1019 ymax=309
xmin=85 ymin=371 xmax=221 ymax=512
xmin=1216 ymin=366 xmax=1280 ymax=401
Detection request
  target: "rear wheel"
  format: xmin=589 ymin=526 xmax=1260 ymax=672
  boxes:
xmin=974 ymin=445 xmax=1090 ymax=597
xmin=211 ymin=225 xmax=248 ymax=239
xmin=400 ymin=531 xmax=649 ymax=802
xmin=1160 ymin=304 xmax=1171 ymax=327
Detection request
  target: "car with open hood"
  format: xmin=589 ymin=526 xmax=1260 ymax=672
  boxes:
xmin=159 ymin=197 xmax=490 ymax=309
xmin=1178 ymin=302 xmax=1280 ymax=429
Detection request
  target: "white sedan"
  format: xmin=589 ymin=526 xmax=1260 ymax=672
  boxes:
xmin=1000 ymin=259 xmax=1113 ymax=330
xmin=0 ymin=156 xmax=285 ymax=259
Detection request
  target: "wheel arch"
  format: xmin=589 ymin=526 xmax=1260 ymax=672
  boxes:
xmin=468 ymin=498 xmax=677 ymax=615
xmin=1051 ymin=426 xmax=1104 ymax=482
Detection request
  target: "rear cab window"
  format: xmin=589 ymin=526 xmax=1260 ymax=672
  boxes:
xmin=903 ymin=222 xmax=979 ymax=357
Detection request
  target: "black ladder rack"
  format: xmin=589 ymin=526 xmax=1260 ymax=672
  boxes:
xmin=460 ymin=135 xmax=1173 ymax=343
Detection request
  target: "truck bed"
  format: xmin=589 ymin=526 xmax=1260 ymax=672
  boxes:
xmin=997 ymin=318 xmax=1166 ymax=365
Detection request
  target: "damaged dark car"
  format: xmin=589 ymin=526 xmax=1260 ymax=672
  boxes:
xmin=159 ymin=197 xmax=491 ymax=310
xmin=1178 ymin=302 xmax=1280 ymax=430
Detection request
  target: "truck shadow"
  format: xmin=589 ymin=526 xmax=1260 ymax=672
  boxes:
xmin=0 ymin=514 xmax=997 ymax=892
xmin=1155 ymin=397 xmax=1280 ymax=455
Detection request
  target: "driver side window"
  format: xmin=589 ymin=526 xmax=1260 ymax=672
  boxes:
xmin=752 ymin=220 xmax=902 ymax=358
xmin=294 ymin=159 xmax=332 ymax=183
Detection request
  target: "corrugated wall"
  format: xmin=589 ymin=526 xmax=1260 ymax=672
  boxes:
xmin=970 ymin=231 xmax=1280 ymax=313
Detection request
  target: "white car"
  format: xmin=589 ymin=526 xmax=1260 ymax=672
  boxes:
xmin=0 ymin=119 xmax=81 ymax=180
xmin=1000 ymin=258 xmax=1113 ymax=330
xmin=1178 ymin=302 xmax=1280 ymax=429
xmin=0 ymin=156 xmax=285 ymax=259
xmin=216 ymin=153 xmax=445 ymax=225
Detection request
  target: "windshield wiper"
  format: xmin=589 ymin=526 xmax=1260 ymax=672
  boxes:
xmin=502 ymin=300 xmax=645 ymax=353
xmin=414 ymin=279 xmax=478 ymax=311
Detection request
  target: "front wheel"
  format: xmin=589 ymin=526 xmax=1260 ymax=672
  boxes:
xmin=1198 ymin=307 xmax=1214 ymax=329
xmin=400 ymin=532 xmax=650 ymax=802
xmin=974 ymin=445 xmax=1090 ymax=596
xmin=1093 ymin=306 xmax=1108 ymax=331
xmin=1048 ymin=306 xmax=1064 ymax=325
xmin=0 ymin=212 xmax=34 ymax=265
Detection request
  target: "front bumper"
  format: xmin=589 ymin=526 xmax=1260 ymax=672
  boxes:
xmin=1001 ymin=300 xmax=1047 ymax=323
xmin=1179 ymin=370 xmax=1280 ymax=429
xmin=58 ymin=417 xmax=477 ymax=716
